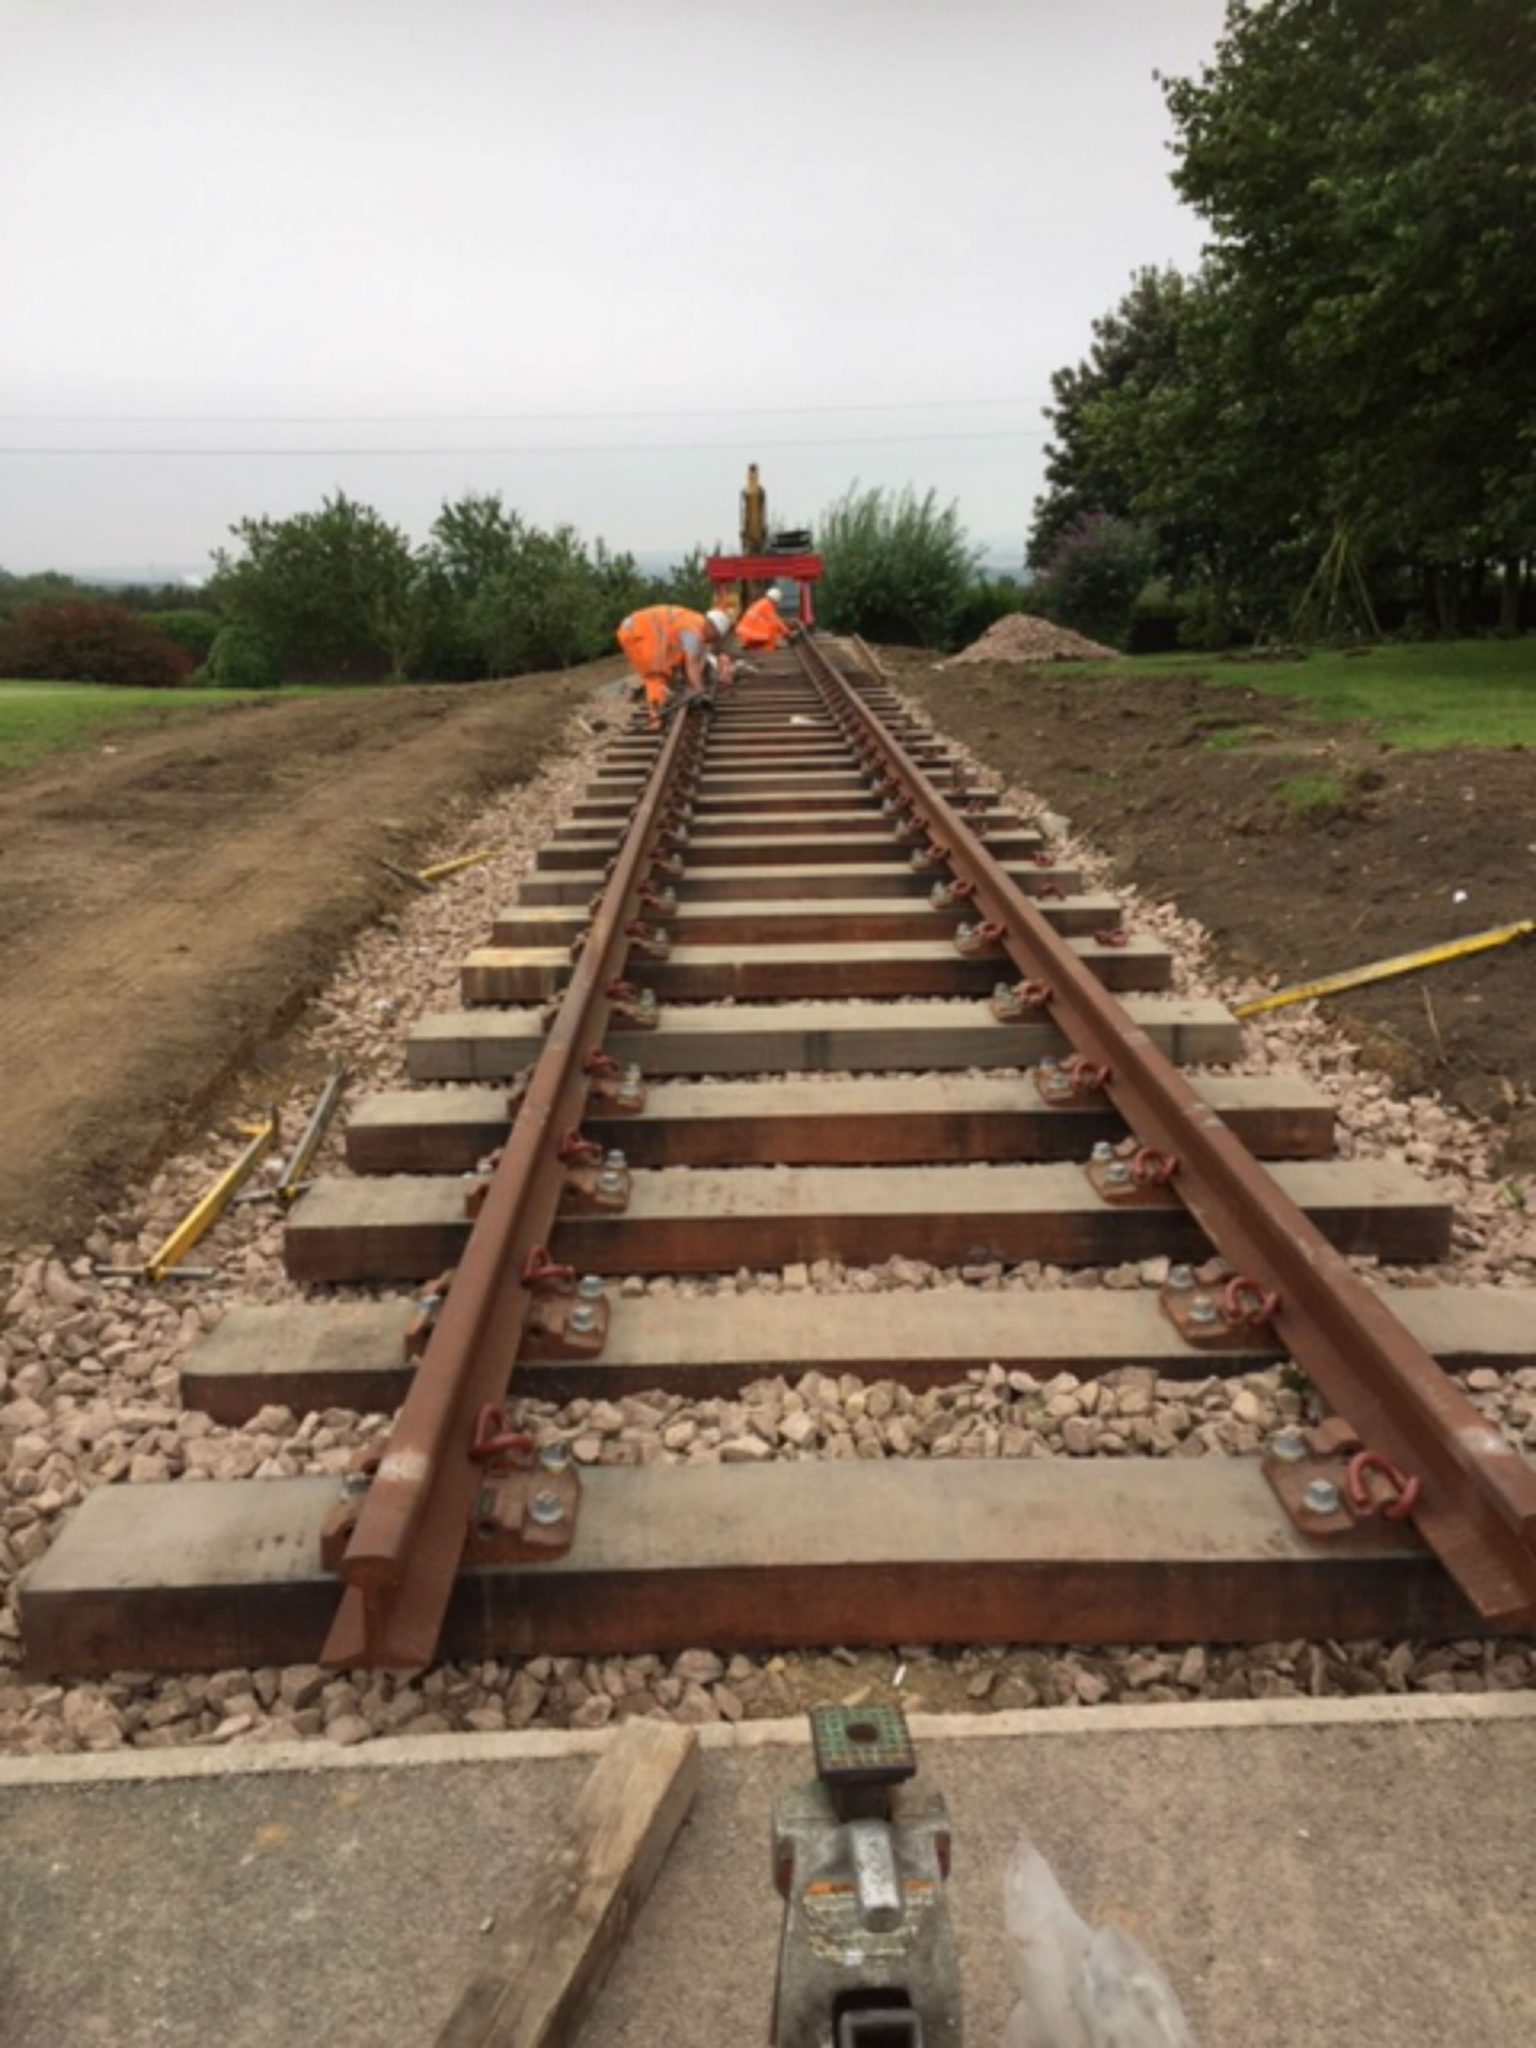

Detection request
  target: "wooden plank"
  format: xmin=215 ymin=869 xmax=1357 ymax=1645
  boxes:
xmin=405 ymin=996 xmax=1244 ymax=1082
xmin=434 ymin=1719 xmax=700 ymax=2048
xmin=551 ymin=805 xmax=1018 ymax=841
xmin=283 ymin=1159 xmax=1450 ymax=1285
xmin=515 ymin=860 xmax=1084 ymax=906
xmin=343 ymin=1072 xmax=1335 ymax=1176
xmin=573 ymin=788 xmax=893 ymax=817
xmin=184 ymin=1299 xmax=412 ymax=1421
xmin=22 ymin=1460 xmax=1494 ymax=1678
xmin=491 ymin=893 xmax=1119 ymax=945
xmin=535 ymin=828 xmax=1042 ymax=870
xmin=591 ymin=769 xmax=867 ymax=793
xmin=460 ymin=934 xmax=1171 ymax=1003
xmin=179 ymin=1284 xmax=1536 ymax=1421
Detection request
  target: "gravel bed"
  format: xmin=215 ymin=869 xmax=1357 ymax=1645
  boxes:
xmin=1 ymin=692 xmax=1534 ymax=1755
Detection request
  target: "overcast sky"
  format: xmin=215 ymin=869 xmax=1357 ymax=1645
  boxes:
xmin=0 ymin=0 xmax=1225 ymax=578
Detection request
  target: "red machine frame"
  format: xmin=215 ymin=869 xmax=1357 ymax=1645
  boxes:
xmin=706 ymin=551 xmax=823 ymax=626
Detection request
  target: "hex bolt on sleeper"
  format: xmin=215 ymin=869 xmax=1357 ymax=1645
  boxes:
xmin=568 ymin=1275 xmax=607 ymax=1337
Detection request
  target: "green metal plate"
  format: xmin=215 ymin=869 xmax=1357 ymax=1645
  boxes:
xmin=809 ymin=1703 xmax=916 ymax=1785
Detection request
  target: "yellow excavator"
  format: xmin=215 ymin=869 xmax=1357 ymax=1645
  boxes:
xmin=708 ymin=464 xmax=822 ymax=624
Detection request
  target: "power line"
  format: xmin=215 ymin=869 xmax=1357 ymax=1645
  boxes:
xmin=0 ymin=395 xmax=1052 ymax=427
xmin=0 ymin=427 xmax=1050 ymax=457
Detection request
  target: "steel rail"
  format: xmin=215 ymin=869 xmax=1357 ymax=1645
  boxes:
xmin=798 ymin=634 xmax=1536 ymax=1624
xmin=321 ymin=707 xmax=700 ymax=1669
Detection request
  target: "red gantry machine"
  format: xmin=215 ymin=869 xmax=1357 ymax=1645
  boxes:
xmin=707 ymin=463 xmax=823 ymax=624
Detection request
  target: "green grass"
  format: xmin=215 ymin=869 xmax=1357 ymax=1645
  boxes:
xmin=1199 ymin=721 xmax=1283 ymax=752
xmin=0 ymin=679 xmax=363 ymax=775
xmin=1274 ymin=770 xmax=1347 ymax=815
xmin=1085 ymin=638 xmax=1536 ymax=749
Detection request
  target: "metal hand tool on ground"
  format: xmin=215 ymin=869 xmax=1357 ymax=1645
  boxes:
xmin=773 ymin=1704 xmax=961 ymax=2047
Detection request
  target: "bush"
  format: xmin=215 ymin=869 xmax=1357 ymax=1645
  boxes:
xmin=1033 ymin=515 xmax=1154 ymax=649
xmin=143 ymin=608 xmax=222 ymax=661
xmin=467 ymin=525 xmax=613 ymax=673
xmin=206 ymin=623 xmax=285 ymax=690
xmin=0 ymin=601 xmax=193 ymax=687
xmin=1173 ymin=583 xmax=1238 ymax=651
xmin=211 ymin=492 xmax=417 ymax=679
xmin=818 ymin=486 xmax=980 ymax=647
xmin=1125 ymin=581 xmax=1188 ymax=654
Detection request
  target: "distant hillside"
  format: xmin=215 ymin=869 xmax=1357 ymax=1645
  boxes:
xmin=74 ymin=566 xmax=207 ymax=589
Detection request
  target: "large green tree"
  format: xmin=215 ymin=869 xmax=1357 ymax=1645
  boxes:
xmin=212 ymin=492 xmax=420 ymax=678
xmin=1028 ymin=267 xmax=1191 ymax=572
xmin=1164 ymin=0 xmax=1536 ymax=626
xmin=465 ymin=520 xmax=626 ymax=674
xmin=1031 ymin=1 xmax=1536 ymax=637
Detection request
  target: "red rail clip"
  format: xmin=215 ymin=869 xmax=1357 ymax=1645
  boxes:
xmin=1346 ymin=1449 xmax=1422 ymax=1523
xmin=521 ymin=1246 xmax=577 ymax=1293
xmin=1064 ymin=1055 xmax=1112 ymax=1096
xmin=469 ymin=1402 xmax=535 ymax=1465
xmin=1222 ymin=1274 xmax=1280 ymax=1328
xmin=1130 ymin=1146 xmax=1180 ymax=1186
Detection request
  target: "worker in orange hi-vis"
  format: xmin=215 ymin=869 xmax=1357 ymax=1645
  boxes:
xmin=736 ymin=584 xmax=793 ymax=651
xmin=615 ymin=604 xmax=733 ymax=730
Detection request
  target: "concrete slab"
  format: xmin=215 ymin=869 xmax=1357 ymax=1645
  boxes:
xmin=2 ymin=1696 xmax=1534 ymax=2046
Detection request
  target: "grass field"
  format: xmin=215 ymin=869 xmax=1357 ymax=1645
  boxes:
xmin=1093 ymin=638 xmax=1536 ymax=749
xmin=0 ymin=679 xmax=362 ymax=775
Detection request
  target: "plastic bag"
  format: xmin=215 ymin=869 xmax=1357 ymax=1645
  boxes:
xmin=1000 ymin=1839 xmax=1195 ymax=2048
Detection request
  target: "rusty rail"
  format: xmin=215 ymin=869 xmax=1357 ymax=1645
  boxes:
xmin=799 ymin=635 xmax=1536 ymax=1625
xmin=322 ymin=706 xmax=701 ymax=1668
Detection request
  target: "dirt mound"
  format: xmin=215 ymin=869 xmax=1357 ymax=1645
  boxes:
xmin=946 ymin=612 xmax=1118 ymax=665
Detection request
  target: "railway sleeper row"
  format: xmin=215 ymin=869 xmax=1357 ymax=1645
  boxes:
xmin=23 ymin=646 xmax=1536 ymax=1677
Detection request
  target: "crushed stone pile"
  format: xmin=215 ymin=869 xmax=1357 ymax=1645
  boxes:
xmin=945 ymin=612 xmax=1118 ymax=666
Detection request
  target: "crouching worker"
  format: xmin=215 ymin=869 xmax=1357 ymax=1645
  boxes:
xmin=616 ymin=604 xmax=734 ymax=730
xmin=736 ymin=584 xmax=792 ymax=651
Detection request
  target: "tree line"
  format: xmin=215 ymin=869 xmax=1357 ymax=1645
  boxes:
xmin=1 ymin=481 xmax=1028 ymax=687
xmin=207 ymin=493 xmax=715 ymax=686
xmin=0 ymin=497 xmax=714 ymax=687
xmin=1027 ymin=0 xmax=1536 ymax=647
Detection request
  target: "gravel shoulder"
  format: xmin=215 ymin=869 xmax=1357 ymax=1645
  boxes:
xmin=0 ymin=668 xmax=613 ymax=1247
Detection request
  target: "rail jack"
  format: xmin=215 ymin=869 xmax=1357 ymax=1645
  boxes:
xmin=772 ymin=1705 xmax=961 ymax=2047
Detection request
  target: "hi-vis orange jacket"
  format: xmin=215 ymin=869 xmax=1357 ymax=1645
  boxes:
xmin=616 ymin=605 xmax=707 ymax=684
xmin=736 ymin=594 xmax=789 ymax=649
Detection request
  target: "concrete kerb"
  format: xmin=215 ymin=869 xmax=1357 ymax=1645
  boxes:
xmin=4 ymin=1685 xmax=1535 ymax=1791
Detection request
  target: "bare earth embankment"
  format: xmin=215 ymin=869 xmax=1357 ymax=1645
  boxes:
xmin=0 ymin=668 xmax=612 ymax=1246
xmin=893 ymin=650 xmax=1536 ymax=1170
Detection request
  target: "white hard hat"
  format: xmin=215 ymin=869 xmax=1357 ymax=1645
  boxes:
xmin=766 ymin=585 xmax=783 ymax=603
xmin=705 ymin=608 xmax=731 ymax=638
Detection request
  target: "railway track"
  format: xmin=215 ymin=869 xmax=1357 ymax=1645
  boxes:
xmin=23 ymin=638 xmax=1536 ymax=1679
